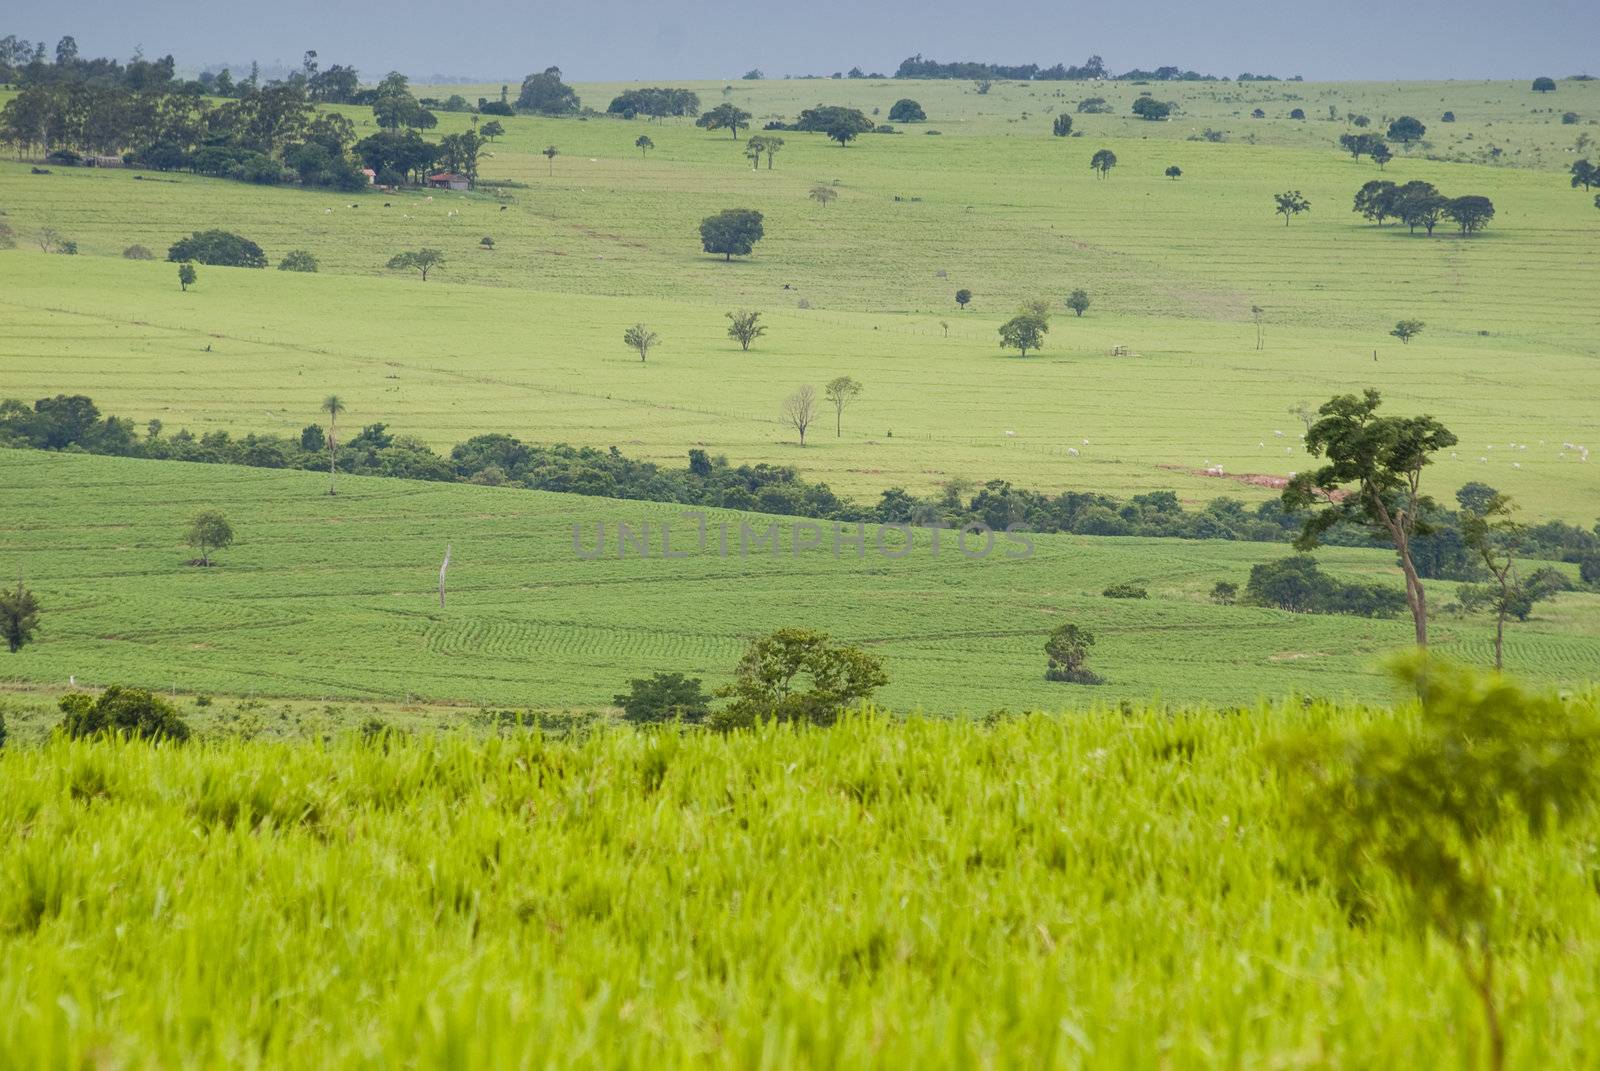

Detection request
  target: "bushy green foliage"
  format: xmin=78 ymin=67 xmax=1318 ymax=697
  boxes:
xmin=277 ymin=250 xmax=318 ymax=272
xmin=1244 ymin=555 xmax=1408 ymax=617
xmin=1044 ymin=622 xmax=1100 ymax=683
xmin=887 ymin=98 xmax=926 ymax=123
xmin=1270 ymin=656 xmax=1600 ymax=1069
xmin=1102 ymin=582 xmax=1149 ymax=599
xmin=515 ymin=67 xmax=579 ymax=115
xmin=698 ymin=208 xmax=764 ymax=260
xmin=712 ymin=628 xmax=887 ymax=729
xmin=998 ymin=313 xmax=1048 ymax=356
xmin=58 ymin=686 xmax=191 ymax=742
xmin=613 ymin=672 xmax=711 ymax=724
xmin=167 ymin=230 xmax=266 ymax=268
xmin=0 ymin=580 xmax=42 ymax=653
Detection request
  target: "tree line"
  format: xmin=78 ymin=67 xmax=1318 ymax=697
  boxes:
xmin=5 ymin=393 xmax=1596 ymax=573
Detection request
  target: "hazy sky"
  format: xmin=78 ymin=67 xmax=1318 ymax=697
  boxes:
xmin=10 ymin=0 xmax=1598 ymax=83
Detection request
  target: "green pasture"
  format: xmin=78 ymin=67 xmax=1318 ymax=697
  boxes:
xmin=2 ymin=450 xmax=1595 ymax=709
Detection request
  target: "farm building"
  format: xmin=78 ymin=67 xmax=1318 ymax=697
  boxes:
xmin=87 ymin=154 xmax=123 ymax=168
xmin=360 ymin=168 xmax=376 ymax=184
xmin=427 ymin=172 xmax=469 ymax=191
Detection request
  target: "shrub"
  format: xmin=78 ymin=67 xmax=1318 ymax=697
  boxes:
xmin=1211 ymin=580 xmax=1239 ymax=605
xmin=58 ymin=686 xmax=191 ymax=742
xmin=278 ymin=249 xmax=319 ymax=272
xmin=1244 ymin=555 xmax=1407 ymax=617
xmin=167 ymin=230 xmax=267 ymax=268
xmin=614 ymin=672 xmax=711 ymax=724
xmin=1579 ymin=555 xmax=1600 ymax=587
xmin=1103 ymin=582 xmax=1149 ymax=599
xmin=122 ymin=244 xmax=155 ymax=260
xmin=0 ymin=706 xmax=6 ymax=748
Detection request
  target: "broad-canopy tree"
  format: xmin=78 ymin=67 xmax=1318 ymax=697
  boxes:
xmin=807 ymin=184 xmax=837 ymax=206
xmin=1386 ymin=116 xmax=1426 ymax=146
xmin=1459 ymin=491 xmax=1527 ymax=671
xmin=1446 ymin=195 xmax=1495 ymax=234
xmin=1282 ymin=388 xmax=1459 ymax=647
xmin=696 ymin=102 xmax=752 ymax=139
xmin=999 ymin=313 xmax=1049 ymax=356
xmin=711 ymin=627 xmax=888 ymax=729
xmin=1571 ymin=159 xmax=1596 ymax=190
xmin=167 ymin=230 xmax=266 ymax=268
xmin=796 ymin=105 xmax=874 ymax=146
xmin=1164 ymin=165 xmax=1182 ymax=179
xmin=887 ymin=98 xmax=926 ymax=122
xmin=1394 ymin=180 xmax=1446 ymax=234
xmin=699 ymin=208 xmax=764 ymax=260
xmin=613 ymin=672 xmax=710 ymax=724
xmin=516 ymin=67 xmax=579 ymax=114
xmin=955 ymin=288 xmax=972 ymax=309
xmin=1131 ymin=96 xmax=1171 ymax=120
xmin=1089 ymin=148 xmax=1117 ymax=177
xmin=1353 ymin=179 xmax=1399 ymax=225
xmin=1390 ymin=319 xmax=1424 ymax=344
xmin=635 ymin=134 xmax=654 ymax=157
xmin=386 ymin=248 xmax=444 ymax=280
xmin=1532 ymin=76 xmax=1557 ymax=92
xmin=1065 ymin=289 xmax=1091 ymax=317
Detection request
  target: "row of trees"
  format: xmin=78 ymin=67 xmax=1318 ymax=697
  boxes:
xmin=6 ymin=393 xmax=1597 ymax=572
xmin=1352 ymin=180 xmax=1496 ymax=235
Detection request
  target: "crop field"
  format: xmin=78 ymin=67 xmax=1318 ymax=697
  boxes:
xmin=4 ymin=705 xmax=1600 ymax=1068
xmin=2 ymin=450 xmax=1596 ymax=710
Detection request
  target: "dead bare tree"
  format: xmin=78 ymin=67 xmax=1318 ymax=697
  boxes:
xmin=780 ymin=385 xmax=817 ymax=446
xmin=439 ymin=543 xmax=452 ymax=608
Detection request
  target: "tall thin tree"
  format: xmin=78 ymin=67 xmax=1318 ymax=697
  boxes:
xmin=322 ymin=395 xmax=346 ymax=496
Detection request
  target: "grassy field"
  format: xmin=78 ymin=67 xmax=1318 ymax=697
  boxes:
xmin=2 ymin=77 xmax=1596 ymax=517
xmin=2 ymin=450 xmax=1596 ymax=710
xmin=4 ymin=705 xmax=1600 ymax=1068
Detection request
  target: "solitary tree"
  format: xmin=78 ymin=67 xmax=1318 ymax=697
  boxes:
xmin=1164 ymin=165 xmax=1182 ymax=179
xmin=1044 ymin=622 xmax=1099 ymax=683
xmin=177 ymin=263 xmax=196 ymax=291
xmin=999 ymin=313 xmax=1049 ymax=356
xmin=1390 ymin=319 xmax=1424 ymax=344
xmin=542 ymin=144 xmax=558 ymax=175
xmin=1532 ymin=76 xmax=1558 ymax=92
xmin=1065 ymin=289 xmax=1091 ymax=317
xmin=1269 ymin=657 xmax=1600 ymax=1071
xmin=185 ymin=510 xmax=235 ymax=566
xmin=1370 ymin=142 xmax=1393 ymax=169
xmin=1569 ymin=159 xmax=1596 ymax=190
xmin=824 ymin=375 xmax=862 ymax=436
xmin=1090 ymin=148 xmax=1117 ymax=178
xmin=800 ymin=105 xmax=873 ymax=146
xmin=635 ymin=134 xmax=654 ymax=158
xmin=1253 ymin=306 xmax=1268 ymax=350
xmin=696 ymin=103 xmax=752 ymax=139
xmin=808 ymin=184 xmax=838 ymax=207
xmin=780 ymin=385 xmax=817 ymax=445
xmin=711 ymin=627 xmax=888 ymax=729
xmin=699 ymin=208 xmax=764 ymax=260
xmin=623 ymin=323 xmax=659 ymax=362
xmin=1387 ymin=116 xmax=1426 ymax=147
xmin=1052 ymin=114 xmax=1073 ymax=137
xmin=888 ymin=98 xmax=926 ymax=123
xmin=1131 ymin=96 xmax=1171 ymax=121
xmin=725 ymin=309 xmax=766 ymax=351
xmin=386 ymin=249 xmax=444 ymax=280
xmin=1282 ymin=389 xmax=1458 ymax=647
xmin=0 ymin=579 xmax=41 ymax=653
xmin=954 ymin=288 xmax=972 ymax=309
xmin=613 ymin=672 xmax=711 ymax=724
xmin=1274 ymin=190 xmax=1311 ymax=225
xmin=322 ymin=394 xmax=345 ymax=495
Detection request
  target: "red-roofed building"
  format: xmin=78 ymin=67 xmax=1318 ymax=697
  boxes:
xmin=426 ymin=172 xmax=470 ymax=191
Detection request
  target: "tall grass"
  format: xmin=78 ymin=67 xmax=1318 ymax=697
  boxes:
xmin=3 ymin=699 xmax=1597 ymax=1068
